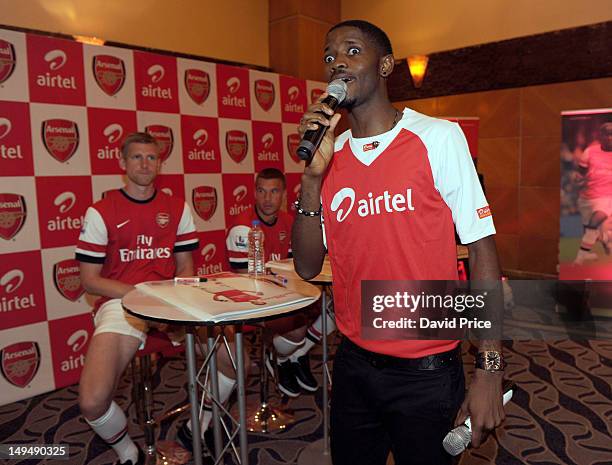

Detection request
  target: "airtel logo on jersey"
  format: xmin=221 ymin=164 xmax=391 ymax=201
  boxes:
xmin=330 ymin=187 xmax=415 ymax=223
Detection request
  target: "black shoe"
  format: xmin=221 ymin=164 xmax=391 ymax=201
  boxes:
xmin=293 ymin=353 xmax=318 ymax=391
xmin=115 ymin=446 xmax=145 ymax=465
xmin=276 ymin=359 xmax=301 ymax=397
xmin=176 ymin=421 xmax=215 ymax=462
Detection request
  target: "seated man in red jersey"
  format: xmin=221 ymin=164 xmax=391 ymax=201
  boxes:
xmin=226 ymin=168 xmax=335 ymax=397
xmin=76 ymin=132 xmax=199 ymax=465
xmin=293 ymin=20 xmax=506 ymax=465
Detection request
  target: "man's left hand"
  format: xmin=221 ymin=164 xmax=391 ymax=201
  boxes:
xmin=454 ymin=369 xmax=505 ymax=448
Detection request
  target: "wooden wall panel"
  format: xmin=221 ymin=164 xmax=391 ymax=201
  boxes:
xmin=387 ymin=22 xmax=611 ymax=101
xmin=486 ymin=187 xmax=519 ymax=236
xmin=396 ymin=77 xmax=612 ymax=276
xmin=270 ymin=0 xmax=340 ymax=24
xmin=519 ymin=187 xmax=561 ymax=239
xmin=521 ymin=137 xmax=561 ymax=188
xmin=437 ymin=89 xmax=521 ymax=138
xmin=494 ymin=234 xmax=520 ymax=270
xmin=269 ymin=0 xmax=340 ymax=80
xmin=478 ymin=138 xmax=520 ymax=188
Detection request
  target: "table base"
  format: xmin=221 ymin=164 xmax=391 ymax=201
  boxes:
xmin=246 ymin=402 xmax=295 ymax=433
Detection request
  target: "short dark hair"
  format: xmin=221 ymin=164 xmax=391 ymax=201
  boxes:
xmin=328 ymin=20 xmax=393 ymax=56
xmin=256 ymin=168 xmax=286 ymax=189
xmin=120 ymin=132 xmax=159 ymax=158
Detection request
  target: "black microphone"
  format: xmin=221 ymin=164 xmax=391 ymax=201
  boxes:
xmin=296 ymin=79 xmax=348 ymax=162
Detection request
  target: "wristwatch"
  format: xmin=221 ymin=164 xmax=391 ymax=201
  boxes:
xmin=475 ymin=351 xmax=506 ymax=372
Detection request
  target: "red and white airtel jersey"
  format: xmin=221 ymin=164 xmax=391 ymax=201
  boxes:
xmin=226 ymin=209 xmax=293 ymax=269
xmin=75 ymin=189 xmax=199 ymax=310
xmin=321 ymin=108 xmax=495 ymax=358
xmin=578 ymin=143 xmax=612 ymax=200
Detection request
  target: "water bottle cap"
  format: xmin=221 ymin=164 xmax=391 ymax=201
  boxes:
xmin=251 ymin=220 xmax=260 ymax=227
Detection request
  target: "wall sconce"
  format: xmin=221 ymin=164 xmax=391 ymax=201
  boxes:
xmin=73 ymin=35 xmax=105 ymax=46
xmin=407 ymin=55 xmax=429 ymax=88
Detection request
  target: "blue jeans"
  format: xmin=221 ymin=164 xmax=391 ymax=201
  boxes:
xmin=330 ymin=338 xmax=465 ymax=465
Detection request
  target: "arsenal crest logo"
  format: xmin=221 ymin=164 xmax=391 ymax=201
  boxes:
xmin=192 ymin=186 xmax=217 ymax=221
xmin=287 ymin=133 xmax=301 ymax=164
xmin=53 ymin=259 xmax=84 ymax=302
xmin=0 ymin=193 xmax=26 ymax=240
xmin=145 ymin=125 xmax=173 ymax=162
xmin=184 ymin=69 xmax=210 ymax=105
xmin=42 ymin=119 xmax=79 ymax=162
xmin=254 ymin=79 xmax=275 ymax=112
xmin=92 ymin=54 xmax=126 ymax=96
xmin=311 ymin=88 xmax=324 ymax=104
xmin=225 ymin=130 xmax=248 ymax=164
xmin=0 ymin=39 xmax=16 ymax=85
xmin=156 ymin=212 xmax=170 ymax=228
xmin=1 ymin=341 xmax=40 ymax=388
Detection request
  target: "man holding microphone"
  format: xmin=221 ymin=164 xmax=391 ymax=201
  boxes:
xmin=292 ymin=20 xmax=506 ymax=465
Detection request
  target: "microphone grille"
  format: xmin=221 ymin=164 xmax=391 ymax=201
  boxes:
xmin=442 ymin=425 xmax=471 ymax=456
xmin=326 ymin=79 xmax=348 ymax=103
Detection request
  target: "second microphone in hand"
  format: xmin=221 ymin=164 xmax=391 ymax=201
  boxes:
xmin=296 ymin=79 xmax=348 ymax=162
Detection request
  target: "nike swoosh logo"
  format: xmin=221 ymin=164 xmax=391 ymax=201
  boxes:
xmin=117 ymin=220 xmax=130 ymax=229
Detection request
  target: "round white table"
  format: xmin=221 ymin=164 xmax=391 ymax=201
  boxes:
xmin=123 ymin=273 xmax=321 ymax=465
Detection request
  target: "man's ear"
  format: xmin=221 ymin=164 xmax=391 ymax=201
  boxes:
xmin=380 ymin=54 xmax=395 ymax=77
xmin=119 ymin=156 xmax=126 ymax=171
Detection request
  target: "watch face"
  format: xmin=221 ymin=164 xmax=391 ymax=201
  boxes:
xmin=477 ymin=351 xmax=505 ymax=371
xmin=486 ymin=352 xmax=501 ymax=370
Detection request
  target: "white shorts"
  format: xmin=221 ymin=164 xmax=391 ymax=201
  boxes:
xmin=578 ymin=197 xmax=612 ymax=224
xmin=94 ymin=299 xmax=184 ymax=350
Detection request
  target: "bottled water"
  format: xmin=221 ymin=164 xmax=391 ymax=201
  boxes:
xmin=248 ymin=220 xmax=265 ymax=277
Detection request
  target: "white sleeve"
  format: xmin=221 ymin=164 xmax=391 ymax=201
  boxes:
xmin=178 ymin=202 xmax=197 ymax=235
xmin=174 ymin=202 xmax=199 ymax=249
xmin=430 ymin=123 xmax=496 ymax=244
xmin=75 ymin=206 xmax=108 ymax=261
xmin=226 ymin=224 xmax=250 ymax=265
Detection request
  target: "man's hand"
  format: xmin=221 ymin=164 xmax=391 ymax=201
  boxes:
xmin=454 ymin=370 xmax=505 ymax=448
xmin=297 ymin=92 xmax=341 ymax=179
